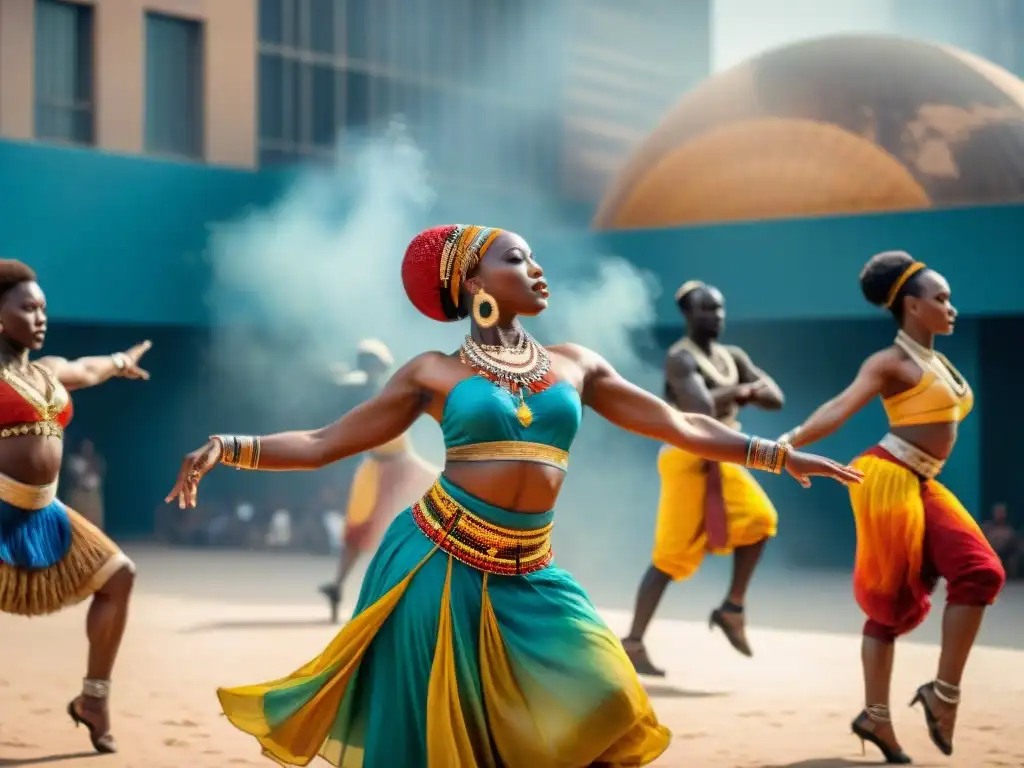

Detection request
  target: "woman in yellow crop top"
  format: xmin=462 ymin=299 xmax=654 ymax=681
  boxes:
xmin=779 ymin=251 xmax=1005 ymax=763
xmin=167 ymin=226 xmax=861 ymax=767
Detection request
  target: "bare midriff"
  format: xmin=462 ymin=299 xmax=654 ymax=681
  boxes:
xmin=890 ymin=421 xmax=957 ymax=462
xmin=0 ymin=435 xmax=63 ymax=486
xmin=442 ymin=461 xmax=564 ymax=514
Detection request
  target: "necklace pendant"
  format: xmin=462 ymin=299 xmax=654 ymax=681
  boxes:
xmin=516 ymin=399 xmax=533 ymax=428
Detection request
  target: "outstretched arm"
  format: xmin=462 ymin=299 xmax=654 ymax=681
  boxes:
xmin=37 ymin=341 xmax=152 ymax=391
xmin=167 ymin=354 xmax=433 ymax=507
xmin=581 ymin=345 xmax=757 ymax=463
xmin=782 ymin=352 xmax=889 ymax=449
xmin=570 ymin=345 xmax=861 ymax=486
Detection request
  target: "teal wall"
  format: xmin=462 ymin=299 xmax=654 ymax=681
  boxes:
xmin=0 ymin=140 xmax=286 ymax=325
xmin=598 ymin=204 xmax=1024 ymax=323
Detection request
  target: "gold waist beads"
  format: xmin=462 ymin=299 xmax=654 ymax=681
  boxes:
xmin=0 ymin=420 xmax=63 ymax=440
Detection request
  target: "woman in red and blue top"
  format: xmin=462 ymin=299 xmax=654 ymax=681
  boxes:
xmin=0 ymin=259 xmax=151 ymax=754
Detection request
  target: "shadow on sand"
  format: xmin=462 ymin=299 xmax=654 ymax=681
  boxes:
xmin=755 ymin=759 xmax=942 ymax=768
xmin=179 ymin=618 xmax=336 ymax=633
xmin=642 ymin=683 xmax=729 ymax=699
xmin=0 ymin=752 xmax=98 ymax=766
xmin=754 ymin=761 xmax=872 ymax=768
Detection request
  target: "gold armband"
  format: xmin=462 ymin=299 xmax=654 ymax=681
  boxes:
xmin=745 ymin=436 xmax=788 ymax=474
xmin=211 ymin=434 xmax=262 ymax=470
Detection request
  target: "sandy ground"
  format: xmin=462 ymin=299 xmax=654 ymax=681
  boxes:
xmin=1 ymin=546 xmax=1023 ymax=768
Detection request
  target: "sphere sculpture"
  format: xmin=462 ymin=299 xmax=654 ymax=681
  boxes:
xmin=593 ymin=35 xmax=1024 ymax=230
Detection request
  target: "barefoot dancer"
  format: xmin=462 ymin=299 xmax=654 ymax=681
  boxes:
xmin=319 ymin=339 xmax=437 ymax=622
xmin=623 ymin=281 xmax=784 ymax=675
xmin=0 ymin=261 xmax=152 ymax=754
xmin=780 ymin=251 xmax=1005 ymax=763
xmin=169 ymin=226 xmax=859 ymax=766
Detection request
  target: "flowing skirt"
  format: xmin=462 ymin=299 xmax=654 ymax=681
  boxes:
xmin=849 ymin=446 xmax=1005 ymax=641
xmin=219 ymin=476 xmax=671 ymax=766
xmin=0 ymin=472 xmax=132 ymax=616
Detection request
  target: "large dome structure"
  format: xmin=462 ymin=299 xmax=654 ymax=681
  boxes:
xmin=592 ymin=35 xmax=1024 ymax=230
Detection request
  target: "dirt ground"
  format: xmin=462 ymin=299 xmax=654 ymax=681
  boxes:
xmin=1 ymin=547 xmax=1022 ymax=768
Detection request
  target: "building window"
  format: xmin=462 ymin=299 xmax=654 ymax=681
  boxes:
xmin=145 ymin=13 xmax=204 ymax=159
xmin=34 ymin=0 xmax=95 ymax=145
xmin=256 ymin=0 xmax=560 ymax=190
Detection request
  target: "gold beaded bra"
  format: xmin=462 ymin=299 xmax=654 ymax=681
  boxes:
xmin=0 ymin=363 xmax=73 ymax=439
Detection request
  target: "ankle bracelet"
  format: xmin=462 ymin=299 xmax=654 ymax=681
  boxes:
xmin=82 ymin=678 xmax=111 ymax=700
xmin=933 ymin=679 xmax=960 ymax=705
xmin=865 ymin=704 xmax=891 ymax=722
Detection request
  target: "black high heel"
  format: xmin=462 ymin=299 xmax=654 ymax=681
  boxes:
xmin=909 ymin=680 xmax=957 ymax=756
xmin=318 ymin=583 xmax=341 ymax=624
xmin=851 ymin=707 xmax=912 ymax=764
xmin=709 ymin=607 xmax=752 ymax=657
xmin=620 ymin=639 xmax=666 ymax=678
xmin=67 ymin=698 xmax=117 ymax=754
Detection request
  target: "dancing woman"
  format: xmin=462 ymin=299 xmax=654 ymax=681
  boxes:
xmin=623 ymin=281 xmax=784 ymax=676
xmin=168 ymin=226 xmax=861 ymax=766
xmin=0 ymin=260 xmax=152 ymax=754
xmin=779 ymin=251 xmax=1005 ymax=763
xmin=319 ymin=338 xmax=438 ymax=622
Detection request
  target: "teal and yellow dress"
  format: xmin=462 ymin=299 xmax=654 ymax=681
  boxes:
xmin=218 ymin=376 xmax=671 ymax=766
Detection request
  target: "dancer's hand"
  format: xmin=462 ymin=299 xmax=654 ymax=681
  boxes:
xmin=117 ymin=340 xmax=152 ymax=380
xmin=784 ymin=450 xmax=864 ymax=488
xmin=166 ymin=438 xmax=222 ymax=509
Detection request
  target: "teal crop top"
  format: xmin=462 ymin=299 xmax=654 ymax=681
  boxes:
xmin=441 ymin=376 xmax=583 ymax=471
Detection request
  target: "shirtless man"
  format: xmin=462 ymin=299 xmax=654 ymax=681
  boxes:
xmin=621 ymin=281 xmax=785 ymax=676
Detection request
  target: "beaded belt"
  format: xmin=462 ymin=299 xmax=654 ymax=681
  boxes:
xmin=880 ymin=433 xmax=945 ymax=479
xmin=411 ymin=480 xmax=553 ymax=576
xmin=0 ymin=420 xmax=63 ymax=440
xmin=445 ymin=441 xmax=570 ymax=472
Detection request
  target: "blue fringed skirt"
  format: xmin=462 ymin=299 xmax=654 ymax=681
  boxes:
xmin=0 ymin=472 xmax=131 ymax=616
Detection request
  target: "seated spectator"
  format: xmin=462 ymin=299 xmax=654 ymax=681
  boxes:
xmin=296 ymin=488 xmax=345 ymax=555
xmin=983 ymin=503 xmax=1020 ymax=578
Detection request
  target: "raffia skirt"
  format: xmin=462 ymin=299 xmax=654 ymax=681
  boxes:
xmin=0 ymin=471 xmax=133 ymax=616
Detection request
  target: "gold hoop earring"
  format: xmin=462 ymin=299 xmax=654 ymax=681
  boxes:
xmin=472 ymin=290 xmax=499 ymax=328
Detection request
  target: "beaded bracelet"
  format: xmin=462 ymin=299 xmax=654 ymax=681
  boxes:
xmin=745 ymin=436 xmax=788 ymax=474
xmin=211 ymin=435 xmax=262 ymax=470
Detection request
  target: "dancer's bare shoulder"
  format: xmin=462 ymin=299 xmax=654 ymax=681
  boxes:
xmin=546 ymin=342 xmax=611 ymax=392
xmin=394 ymin=350 xmax=465 ymax=390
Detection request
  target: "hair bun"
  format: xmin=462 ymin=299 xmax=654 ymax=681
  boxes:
xmin=859 ymin=250 xmax=916 ymax=307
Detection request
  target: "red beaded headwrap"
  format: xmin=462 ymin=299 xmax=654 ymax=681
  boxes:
xmin=402 ymin=225 xmax=504 ymax=322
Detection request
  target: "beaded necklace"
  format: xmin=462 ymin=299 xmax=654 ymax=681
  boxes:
xmin=894 ymin=330 xmax=967 ymax=396
xmin=460 ymin=329 xmax=553 ymax=427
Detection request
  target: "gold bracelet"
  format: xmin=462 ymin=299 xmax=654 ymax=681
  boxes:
xmin=745 ymin=437 xmax=786 ymax=474
xmin=211 ymin=435 xmax=261 ymax=470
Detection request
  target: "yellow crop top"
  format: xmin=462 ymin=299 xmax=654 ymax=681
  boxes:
xmin=882 ymin=332 xmax=974 ymax=427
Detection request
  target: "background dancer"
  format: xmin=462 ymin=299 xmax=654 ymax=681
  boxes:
xmin=0 ymin=260 xmax=151 ymax=754
xmin=780 ymin=251 xmax=1005 ymax=762
xmin=168 ymin=226 xmax=860 ymax=767
xmin=319 ymin=338 xmax=437 ymax=622
xmin=622 ymin=280 xmax=784 ymax=676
